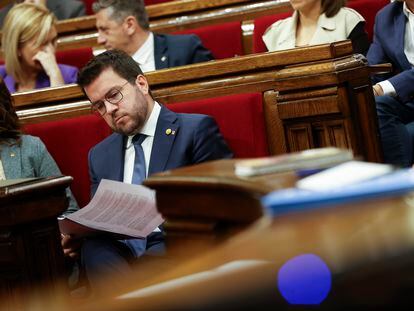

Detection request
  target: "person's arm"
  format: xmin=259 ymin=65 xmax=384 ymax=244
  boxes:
xmin=191 ymin=116 xmax=233 ymax=163
xmin=188 ymin=34 xmax=214 ymax=64
xmin=348 ymin=21 xmax=370 ymax=56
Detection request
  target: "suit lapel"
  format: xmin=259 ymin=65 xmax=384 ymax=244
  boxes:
xmin=148 ymin=106 xmax=179 ymax=175
xmin=395 ymin=8 xmax=411 ymax=69
xmin=153 ymin=34 xmax=169 ymax=70
xmin=106 ymin=134 xmax=126 ymax=181
xmin=1 ymin=143 xmax=22 ymax=179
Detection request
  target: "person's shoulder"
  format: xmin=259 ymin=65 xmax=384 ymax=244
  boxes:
xmin=158 ymin=32 xmax=202 ymax=46
xmin=376 ymin=1 xmax=402 ymax=20
xmin=90 ymin=133 xmax=122 ymax=153
xmin=19 ymin=135 xmax=46 ymax=153
xmin=263 ymin=15 xmax=294 ymax=37
xmin=338 ymin=7 xmax=365 ymax=23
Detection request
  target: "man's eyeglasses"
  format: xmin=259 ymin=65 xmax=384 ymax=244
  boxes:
xmin=91 ymin=81 xmax=129 ymax=116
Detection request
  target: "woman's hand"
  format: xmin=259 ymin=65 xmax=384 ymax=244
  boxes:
xmin=33 ymin=43 xmax=64 ymax=87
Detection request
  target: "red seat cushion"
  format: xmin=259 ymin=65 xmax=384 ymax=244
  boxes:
xmin=24 ymin=114 xmax=112 ymax=207
xmin=56 ymin=47 xmax=94 ymax=70
xmin=174 ymin=21 xmax=243 ymax=59
xmin=166 ymin=93 xmax=269 ymax=158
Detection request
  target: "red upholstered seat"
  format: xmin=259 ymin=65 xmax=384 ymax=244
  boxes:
xmin=81 ymin=0 xmax=94 ymax=15
xmin=24 ymin=114 xmax=112 ymax=207
xmin=166 ymin=93 xmax=269 ymax=158
xmin=253 ymin=12 xmax=292 ymax=53
xmin=144 ymin=0 xmax=175 ymax=5
xmin=56 ymin=47 xmax=94 ymax=70
xmin=174 ymin=21 xmax=244 ymax=59
xmin=347 ymin=0 xmax=390 ymax=42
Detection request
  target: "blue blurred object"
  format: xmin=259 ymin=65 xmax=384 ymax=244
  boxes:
xmin=278 ymin=254 xmax=332 ymax=305
xmin=262 ymin=169 xmax=414 ymax=215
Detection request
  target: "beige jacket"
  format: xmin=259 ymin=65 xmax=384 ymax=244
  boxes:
xmin=262 ymin=7 xmax=365 ymax=51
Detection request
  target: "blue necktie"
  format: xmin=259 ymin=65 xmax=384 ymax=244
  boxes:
xmin=131 ymin=134 xmax=147 ymax=184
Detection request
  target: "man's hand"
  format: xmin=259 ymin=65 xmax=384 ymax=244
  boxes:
xmin=373 ymin=83 xmax=384 ymax=97
xmin=61 ymin=234 xmax=82 ymax=259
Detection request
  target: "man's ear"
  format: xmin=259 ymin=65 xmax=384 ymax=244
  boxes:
xmin=123 ymin=16 xmax=138 ymax=36
xmin=135 ymin=75 xmax=149 ymax=95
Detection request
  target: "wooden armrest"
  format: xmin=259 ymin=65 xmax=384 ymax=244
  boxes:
xmin=368 ymin=63 xmax=393 ymax=74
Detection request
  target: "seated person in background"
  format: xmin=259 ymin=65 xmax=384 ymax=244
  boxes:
xmin=0 ymin=76 xmax=78 ymax=213
xmin=0 ymin=3 xmax=78 ymax=93
xmin=367 ymin=0 xmax=414 ymax=167
xmin=73 ymin=49 xmax=232 ymax=294
xmin=92 ymin=0 xmax=214 ymax=72
xmin=262 ymin=0 xmax=369 ymax=55
xmin=0 ymin=0 xmax=86 ymax=27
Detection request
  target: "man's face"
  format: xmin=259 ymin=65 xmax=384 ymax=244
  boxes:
xmin=84 ymin=68 xmax=150 ymax=136
xmin=96 ymin=8 xmax=131 ymax=53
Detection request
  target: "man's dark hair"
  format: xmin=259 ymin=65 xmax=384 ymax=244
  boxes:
xmin=0 ymin=77 xmax=21 ymax=144
xmin=78 ymin=49 xmax=146 ymax=88
xmin=92 ymin=0 xmax=149 ymax=30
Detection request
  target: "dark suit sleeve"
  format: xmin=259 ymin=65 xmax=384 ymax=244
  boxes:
xmin=191 ymin=116 xmax=233 ymax=163
xmin=367 ymin=11 xmax=414 ymax=103
xmin=348 ymin=21 xmax=369 ymax=56
xmin=187 ymin=34 xmax=214 ymax=64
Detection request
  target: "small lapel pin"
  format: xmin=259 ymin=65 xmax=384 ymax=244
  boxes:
xmin=10 ymin=152 xmax=15 ymax=157
xmin=161 ymin=56 xmax=167 ymax=62
xmin=165 ymin=129 xmax=176 ymax=136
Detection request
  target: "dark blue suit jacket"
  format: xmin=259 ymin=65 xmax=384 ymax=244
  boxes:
xmin=367 ymin=1 xmax=414 ymax=103
xmin=88 ymin=106 xmax=232 ymax=195
xmin=153 ymin=33 xmax=214 ymax=70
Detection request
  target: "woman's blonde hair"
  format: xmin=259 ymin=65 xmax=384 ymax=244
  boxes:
xmin=2 ymin=3 xmax=56 ymax=84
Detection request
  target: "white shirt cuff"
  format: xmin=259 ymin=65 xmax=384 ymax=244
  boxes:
xmin=378 ymin=80 xmax=397 ymax=97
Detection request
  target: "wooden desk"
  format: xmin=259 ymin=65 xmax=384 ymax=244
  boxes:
xmin=0 ymin=176 xmax=72 ymax=309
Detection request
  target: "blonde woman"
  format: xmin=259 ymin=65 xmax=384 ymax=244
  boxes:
xmin=262 ymin=0 xmax=369 ymax=55
xmin=0 ymin=3 xmax=78 ymax=92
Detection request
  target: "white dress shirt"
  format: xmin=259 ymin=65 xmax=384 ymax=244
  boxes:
xmin=379 ymin=2 xmax=414 ymax=96
xmin=123 ymin=101 xmax=161 ymax=184
xmin=0 ymin=159 xmax=5 ymax=180
xmin=131 ymin=32 xmax=156 ymax=73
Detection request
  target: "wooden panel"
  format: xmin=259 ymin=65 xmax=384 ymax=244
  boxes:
xmin=286 ymin=124 xmax=313 ymax=152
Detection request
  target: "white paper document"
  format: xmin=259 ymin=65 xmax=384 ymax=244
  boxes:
xmin=296 ymin=161 xmax=394 ymax=191
xmin=63 ymin=179 xmax=164 ymax=239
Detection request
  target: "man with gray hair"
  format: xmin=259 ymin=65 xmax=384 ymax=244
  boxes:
xmin=93 ymin=0 xmax=214 ymax=72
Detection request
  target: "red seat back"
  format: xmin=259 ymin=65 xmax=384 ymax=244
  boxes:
xmin=166 ymin=93 xmax=269 ymax=158
xmin=24 ymin=115 xmax=112 ymax=207
xmin=81 ymin=0 xmax=94 ymax=15
xmin=174 ymin=21 xmax=244 ymax=59
xmin=56 ymin=47 xmax=94 ymax=70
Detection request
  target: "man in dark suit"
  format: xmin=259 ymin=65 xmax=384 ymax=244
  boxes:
xmin=92 ymin=0 xmax=213 ymax=72
xmin=70 ymin=49 xmax=232 ymax=293
xmin=0 ymin=0 xmax=86 ymax=26
xmin=367 ymin=0 xmax=414 ymax=167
